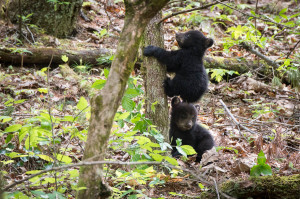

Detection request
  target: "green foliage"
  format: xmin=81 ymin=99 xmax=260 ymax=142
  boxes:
xmin=97 ymin=55 xmax=114 ymax=65
xmin=94 ymin=29 xmax=108 ymax=40
xmin=245 ymin=100 xmax=279 ymax=118
xmin=216 ymin=146 xmax=238 ymax=154
xmin=250 ymin=150 xmax=272 ymax=176
xmin=207 ymin=68 xmax=239 ymax=82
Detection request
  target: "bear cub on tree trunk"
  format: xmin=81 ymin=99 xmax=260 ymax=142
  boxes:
xmin=143 ymin=30 xmax=214 ymax=103
xmin=170 ymin=97 xmax=214 ymax=162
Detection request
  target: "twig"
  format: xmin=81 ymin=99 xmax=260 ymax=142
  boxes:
xmin=46 ymin=54 xmax=58 ymax=191
xmin=240 ymin=42 xmax=280 ymax=68
xmin=213 ymin=178 xmax=220 ymax=199
xmin=286 ymin=40 xmax=300 ymax=59
xmin=219 ymin=99 xmax=256 ymax=134
xmin=158 ymin=0 xmax=228 ymax=24
xmin=25 ymin=25 xmax=35 ymax=43
xmin=215 ymin=0 xmax=291 ymax=28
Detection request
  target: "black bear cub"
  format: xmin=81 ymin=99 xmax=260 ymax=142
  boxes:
xmin=143 ymin=30 xmax=214 ymax=103
xmin=169 ymin=97 xmax=214 ymax=162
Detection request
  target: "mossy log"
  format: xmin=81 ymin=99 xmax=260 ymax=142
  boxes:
xmin=221 ymin=174 xmax=300 ymax=199
xmin=0 ymin=47 xmax=110 ymax=65
xmin=0 ymin=47 xmax=275 ymax=75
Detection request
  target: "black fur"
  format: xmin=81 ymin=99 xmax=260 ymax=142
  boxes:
xmin=143 ymin=30 xmax=214 ymax=103
xmin=169 ymin=97 xmax=214 ymax=162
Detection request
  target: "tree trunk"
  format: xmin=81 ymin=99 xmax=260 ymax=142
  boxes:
xmin=7 ymin=0 xmax=82 ymax=38
xmin=142 ymin=12 xmax=169 ymax=139
xmin=76 ymin=1 xmax=169 ymax=198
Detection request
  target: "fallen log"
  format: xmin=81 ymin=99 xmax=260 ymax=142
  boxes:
xmin=221 ymin=174 xmax=300 ymax=199
xmin=0 ymin=47 xmax=111 ymax=65
xmin=0 ymin=47 xmax=275 ymax=76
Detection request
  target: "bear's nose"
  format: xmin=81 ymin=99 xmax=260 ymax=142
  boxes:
xmin=185 ymin=123 xmax=192 ymax=129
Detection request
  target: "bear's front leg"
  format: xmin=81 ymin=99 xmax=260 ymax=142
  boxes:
xmin=143 ymin=45 xmax=158 ymax=56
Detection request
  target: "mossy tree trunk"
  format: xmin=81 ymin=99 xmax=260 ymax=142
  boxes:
xmin=142 ymin=12 xmax=169 ymax=139
xmin=76 ymin=1 xmax=169 ymax=198
xmin=7 ymin=0 xmax=82 ymax=38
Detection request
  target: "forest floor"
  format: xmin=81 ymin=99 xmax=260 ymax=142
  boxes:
xmin=0 ymin=0 xmax=299 ymax=198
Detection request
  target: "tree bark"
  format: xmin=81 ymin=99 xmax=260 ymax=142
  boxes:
xmin=76 ymin=1 xmax=169 ymax=198
xmin=142 ymin=12 xmax=169 ymax=139
xmin=7 ymin=0 xmax=82 ymax=38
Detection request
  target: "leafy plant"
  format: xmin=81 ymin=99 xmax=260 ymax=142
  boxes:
xmin=94 ymin=29 xmax=108 ymax=40
xmin=207 ymin=68 xmax=239 ymax=82
xmin=250 ymin=150 xmax=272 ymax=176
xmin=97 ymin=55 xmax=114 ymax=65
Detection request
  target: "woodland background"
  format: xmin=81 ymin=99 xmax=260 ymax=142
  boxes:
xmin=0 ymin=0 xmax=299 ymax=198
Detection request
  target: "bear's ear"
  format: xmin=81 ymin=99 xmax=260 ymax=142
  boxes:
xmin=205 ymin=38 xmax=214 ymax=48
xmin=171 ymin=97 xmax=181 ymax=107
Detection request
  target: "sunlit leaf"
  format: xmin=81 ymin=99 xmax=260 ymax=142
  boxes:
xmin=61 ymin=55 xmax=69 ymax=63
xmin=77 ymin=97 xmax=89 ymax=111
xmin=91 ymin=79 xmax=106 ymax=89
xmin=37 ymin=154 xmax=54 ymax=162
xmin=181 ymin=145 xmax=197 ymax=155
xmin=5 ymin=124 xmax=22 ymax=132
xmin=56 ymin=154 xmax=72 ymax=164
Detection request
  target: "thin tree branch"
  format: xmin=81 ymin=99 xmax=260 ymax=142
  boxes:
xmin=215 ymin=0 xmax=291 ymax=28
xmin=219 ymin=99 xmax=256 ymax=134
xmin=213 ymin=178 xmax=220 ymax=199
xmin=240 ymin=42 xmax=280 ymax=68
xmin=286 ymin=39 xmax=300 ymax=59
xmin=158 ymin=0 xmax=228 ymax=24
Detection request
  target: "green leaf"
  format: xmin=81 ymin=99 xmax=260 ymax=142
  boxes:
xmin=61 ymin=55 xmax=69 ymax=63
xmin=150 ymin=153 xmax=163 ymax=161
xmin=176 ymin=146 xmax=187 ymax=157
xmin=115 ymin=112 xmax=130 ymax=120
xmin=279 ymin=8 xmax=287 ymax=15
xmin=63 ymin=115 xmax=75 ymax=122
xmin=257 ymin=150 xmax=266 ymax=165
xmin=14 ymin=99 xmax=26 ymax=104
xmin=91 ymin=79 xmax=106 ymax=89
xmin=0 ymin=116 xmax=12 ymax=123
xmin=198 ymin=183 xmax=204 ymax=189
xmin=56 ymin=154 xmax=72 ymax=164
xmin=37 ymin=154 xmax=54 ymax=162
xmin=5 ymin=124 xmax=22 ymax=132
xmin=164 ymin=156 xmax=178 ymax=166
xmin=122 ymin=96 xmax=135 ymax=111
xmin=175 ymin=138 xmax=182 ymax=146
xmin=77 ymin=97 xmax=88 ymax=111
xmin=151 ymin=101 xmax=158 ymax=113
xmin=124 ymin=88 xmax=140 ymax=98
xmin=181 ymin=145 xmax=197 ymax=155
xmin=41 ymin=120 xmax=52 ymax=130
xmin=250 ymin=164 xmax=272 ymax=176
xmin=104 ymin=68 xmax=109 ymax=78
xmin=38 ymin=88 xmax=48 ymax=94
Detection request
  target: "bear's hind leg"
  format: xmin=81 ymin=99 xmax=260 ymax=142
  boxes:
xmin=163 ymin=77 xmax=175 ymax=97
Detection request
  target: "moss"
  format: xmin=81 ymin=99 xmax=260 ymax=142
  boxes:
xmin=221 ymin=174 xmax=300 ymax=199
